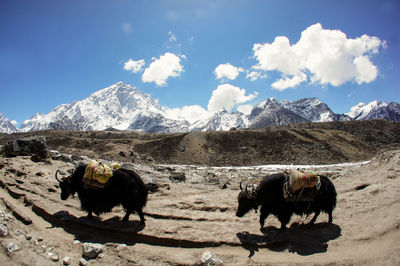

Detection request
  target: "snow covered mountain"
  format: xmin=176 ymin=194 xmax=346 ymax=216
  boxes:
xmin=280 ymin=98 xmax=348 ymax=122
xmin=346 ymin=101 xmax=400 ymax=121
xmin=20 ymin=82 xmax=189 ymax=133
xmin=16 ymin=82 xmax=400 ymax=133
xmin=248 ymin=98 xmax=309 ymax=129
xmin=191 ymin=109 xmax=247 ymax=131
xmin=0 ymin=113 xmax=18 ymax=134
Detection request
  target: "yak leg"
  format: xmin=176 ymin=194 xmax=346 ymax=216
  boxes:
xmin=328 ymin=211 xmax=333 ymax=223
xmin=277 ymin=211 xmax=291 ymax=230
xmin=137 ymin=209 xmax=146 ymax=225
xmin=87 ymin=211 xmax=93 ymax=219
xmin=309 ymin=210 xmax=320 ymax=224
xmin=122 ymin=210 xmax=132 ymax=222
xmin=259 ymin=206 xmax=269 ymax=228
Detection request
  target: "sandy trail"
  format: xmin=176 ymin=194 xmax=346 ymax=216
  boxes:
xmin=0 ymin=151 xmax=399 ymax=265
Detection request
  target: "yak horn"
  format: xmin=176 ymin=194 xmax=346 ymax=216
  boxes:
xmin=240 ymin=180 xmax=245 ymax=191
xmin=245 ymin=183 xmax=253 ymax=199
xmin=55 ymin=170 xmax=62 ymax=183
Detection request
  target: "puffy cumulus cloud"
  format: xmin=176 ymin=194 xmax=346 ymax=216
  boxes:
xmin=271 ymin=72 xmax=307 ymax=91
xmin=207 ymin=84 xmax=258 ymax=113
xmin=165 ymin=105 xmax=210 ymax=124
xmin=246 ymin=71 xmax=267 ymax=81
xmin=237 ymin=104 xmax=253 ymax=115
xmin=252 ymin=23 xmax=385 ymax=90
xmin=142 ymin=52 xmax=184 ymax=86
xmin=123 ymin=59 xmax=145 ymax=73
xmin=214 ymin=63 xmax=244 ymax=81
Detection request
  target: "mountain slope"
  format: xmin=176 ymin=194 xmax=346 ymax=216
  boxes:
xmin=190 ymin=109 xmax=246 ymax=131
xmin=280 ymin=97 xmax=349 ymax=122
xmin=248 ymin=98 xmax=309 ymax=129
xmin=0 ymin=113 xmax=18 ymax=134
xmin=20 ymin=82 xmax=189 ymax=133
xmin=346 ymin=100 xmax=400 ymax=121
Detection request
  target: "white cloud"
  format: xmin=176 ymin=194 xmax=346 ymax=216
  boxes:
xmin=122 ymin=23 xmax=132 ymax=34
xmin=168 ymin=31 xmax=177 ymax=42
xmin=123 ymin=59 xmax=145 ymax=73
xmin=214 ymin=63 xmax=244 ymax=81
xmin=237 ymin=104 xmax=253 ymax=115
xmin=246 ymin=71 xmax=267 ymax=81
xmin=165 ymin=105 xmax=210 ymax=124
xmin=142 ymin=52 xmax=184 ymax=86
xmin=271 ymin=72 xmax=307 ymax=91
xmin=207 ymin=84 xmax=258 ymax=113
xmin=252 ymin=23 xmax=385 ymax=90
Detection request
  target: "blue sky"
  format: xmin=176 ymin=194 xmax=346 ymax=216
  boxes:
xmin=1 ymin=0 xmax=399 ymax=126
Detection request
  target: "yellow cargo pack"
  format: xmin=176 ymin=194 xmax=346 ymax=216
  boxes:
xmin=84 ymin=160 xmax=115 ymax=184
xmin=286 ymin=169 xmax=320 ymax=193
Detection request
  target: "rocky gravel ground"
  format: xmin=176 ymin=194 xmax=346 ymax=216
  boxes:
xmin=0 ymin=147 xmax=399 ymax=265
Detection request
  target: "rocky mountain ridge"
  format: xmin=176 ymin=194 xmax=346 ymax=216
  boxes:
xmin=2 ymin=82 xmax=400 ymax=133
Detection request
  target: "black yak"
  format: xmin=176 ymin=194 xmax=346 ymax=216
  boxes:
xmin=56 ymin=164 xmax=148 ymax=225
xmin=236 ymin=173 xmax=336 ymax=229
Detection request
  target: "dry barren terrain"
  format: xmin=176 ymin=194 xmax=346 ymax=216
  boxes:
xmin=0 ymin=120 xmax=399 ymax=265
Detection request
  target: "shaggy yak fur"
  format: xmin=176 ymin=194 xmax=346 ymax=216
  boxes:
xmin=56 ymin=164 xmax=148 ymax=225
xmin=236 ymin=173 xmax=337 ymax=229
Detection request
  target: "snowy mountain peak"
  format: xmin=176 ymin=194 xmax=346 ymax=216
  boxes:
xmin=347 ymin=100 xmax=388 ymax=120
xmin=20 ymin=82 xmax=188 ymax=132
xmin=0 ymin=113 xmax=18 ymax=134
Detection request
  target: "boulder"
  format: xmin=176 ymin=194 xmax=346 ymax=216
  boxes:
xmin=169 ymin=172 xmax=186 ymax=183
xmin=82 ymin=242 xmax=104 ymax=259
xmin=4 ymin=137 xmax=49 ymax=160
xmin=200 ymin=251 xmax=222 ymax=266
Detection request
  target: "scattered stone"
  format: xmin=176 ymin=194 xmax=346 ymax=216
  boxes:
xmin=146 ymin=182 xmax=159 ymax=193
xmin=82 ymin=242 xmax=104 ymax=259
xmin=120 ymin=162 xmax=136 ymax=172
xmin=200 ymin=251 xmax=222 ymax=266
xmin=59 ymin=154 xmax=74 ymax=163
xmin=73 ymin=240 xmax=81 ymax=245
xmin=169 ymin=172 xmax=186 ymax=182
xmin=71 ymin=154 xmax=83 ymax=161
xmin=25 ymin=234 xmax=32 ymax=240
xmin=79 ymin=258 xmax=88 ymax=266
xmin=3 ymin=241 xmax=20 ymax=254
xmin=50 ymin=150 xmax=61 ymax=160
xmin=37 ymin=236 xmax=43 ymax=242
xmin=51 ymin=254 xmax=59 ymax=262
xmin=0 ymin=224 xmax=8 ymax=237
xmin=177 ymin=145 xmax=185 ymax=152
xmin=119 ymin=151 xmax=126 ymax=157
xmin=63 ymin=256 xmax=71 ymax=265
xmin=218 ymin=182 xmax=228 ymax=189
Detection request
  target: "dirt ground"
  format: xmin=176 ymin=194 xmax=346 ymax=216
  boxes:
xmin=0 ymin=148 xmax=399 ymax=265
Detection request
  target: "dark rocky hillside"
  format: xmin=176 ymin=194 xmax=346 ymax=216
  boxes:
xmin=1 ymin=120 xmax=399 ymax=166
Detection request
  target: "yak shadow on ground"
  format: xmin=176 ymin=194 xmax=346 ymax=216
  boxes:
xmin=47 ymin=211 xmax=146 ymax=245
xmin=237 ymin=222 xmax=341 ymax=257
